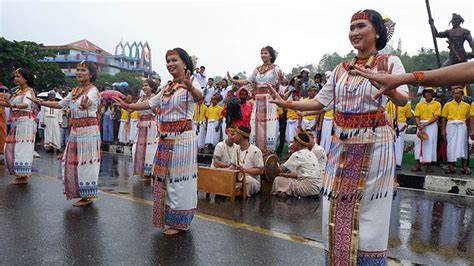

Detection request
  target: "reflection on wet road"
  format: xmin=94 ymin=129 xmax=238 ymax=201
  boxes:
xmin=3 ymin=151 xmax=473 ymax=265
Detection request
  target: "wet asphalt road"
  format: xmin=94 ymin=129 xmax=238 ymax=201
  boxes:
xmin=1 ymin=151 xmax=473 ymax=265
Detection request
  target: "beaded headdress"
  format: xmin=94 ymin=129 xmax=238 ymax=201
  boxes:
xmin=77 ymin=60 xmax=87 ymax=68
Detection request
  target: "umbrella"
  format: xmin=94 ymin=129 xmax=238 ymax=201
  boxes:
xmin=100 ymin=90 xmax=125 ymax=99
xmin=37 ymin=91 xmax=63 ymax=100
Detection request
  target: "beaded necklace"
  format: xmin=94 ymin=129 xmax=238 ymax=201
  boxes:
xmin=256 ymin=64 xmax=275 ymax=76
xmin=71 ymin=84 xmax=92 ymax=101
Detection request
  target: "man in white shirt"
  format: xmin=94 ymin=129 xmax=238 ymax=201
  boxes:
xmin=203 ymin=78 xmax=215 ymax=106
xmin=194 ymin=66 xmax=207 ymax=89
xmin=230 ymin=125 xmax=264 ymax=197
xmin=212 ymin=127 xmax=238 ymax=168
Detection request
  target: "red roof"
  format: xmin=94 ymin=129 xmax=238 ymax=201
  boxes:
xmin=46 ymin=39 xmax=112 ymax=55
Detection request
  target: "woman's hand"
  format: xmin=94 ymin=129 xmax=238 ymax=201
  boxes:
xmin=112 ymin=97 xmax=127 ymax=108
xmin=267 ymin=83 xmax=287 ymax=108
xmin=178 ymin=70 xmax=195 ymax=92
xmin=354 ymin=55 xmax=400 ymax=100
xmin=79 ymin=95 xmax=90 ymax=110
xmin=27 ymin=95 xmax=42 ymax=105
xmin=227 ymin=71 xmax=232 ymax=81
xmin=0 ymin=98 xmax=12 ymax=108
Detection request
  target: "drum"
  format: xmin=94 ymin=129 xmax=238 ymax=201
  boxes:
xmin=263 ymin=154 xmax=280 ymax=182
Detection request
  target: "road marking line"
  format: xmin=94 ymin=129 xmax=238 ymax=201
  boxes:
xmin=35 ymin=172 xmax=411 ymax=265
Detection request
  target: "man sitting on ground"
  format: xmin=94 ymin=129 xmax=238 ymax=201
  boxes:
xmin=211 ymin=127 xmax=238 ymax=168
xmin=230 ymin=125 xmax=264 ymax=197
xmin=271 ymin=133 xmax=322 ymax=198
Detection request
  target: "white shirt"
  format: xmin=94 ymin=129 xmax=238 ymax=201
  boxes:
xmin=211 ymin=141 xmax=238 ymax=167
xmin=194 ymin=72 xmax=207 ymax=88
xmin=203 ymin=86 xmax=215 ymax=105
xmin=231 ymin=144 xmax=264 ymax=179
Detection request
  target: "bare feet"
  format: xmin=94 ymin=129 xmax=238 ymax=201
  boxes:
xmin=10 ymin=176 xmax=28 ymax=185
xmin=73 ymin=198 xmax=93 ymax=207
xmin=163 ymin=228 xmax=182 ymax=235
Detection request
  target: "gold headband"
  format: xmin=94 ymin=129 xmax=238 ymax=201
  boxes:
xmin=294 ymin=134 xmax=310 ymax=147
xmin=304 ymin=131 xmax=314 ymax=138
xmin=77 ymin=60 xmax=87 ymax=68
xmin=351 ymin=11 xmax=370 ymax=22
xmin=235 ymin=127 xmax=250 ymax=138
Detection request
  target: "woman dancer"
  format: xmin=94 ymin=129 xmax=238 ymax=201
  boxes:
xmin=270 ymin=10 xmax=408 ymax=264
xmin=0 ymin=68 xmax=36 ymax=184
xmin=132 ymin=79 xmax=159 ymax=182
xmin=114 ymin=48 xmax=202 ymax=235
xmin=227 ymin=46 xmax=284 ymax=153
xmin=30 ymin=61 xmax=101 ymax=207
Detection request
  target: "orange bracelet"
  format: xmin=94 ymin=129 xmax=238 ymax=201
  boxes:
xmin=412 ymin=71 xmax=425 ymax=84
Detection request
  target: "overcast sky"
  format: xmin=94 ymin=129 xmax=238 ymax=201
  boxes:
xmin=1 ymin=0 xmax=473 ymax=81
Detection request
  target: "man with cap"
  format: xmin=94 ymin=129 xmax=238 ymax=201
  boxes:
xmin=413 ymin=87 xmax=442 ymax=172
xmin=40 ymin=90 xmax=63 ymax=152
xmin=230 ymin=125 xmax=264 ymax=197
xmin=212 ymin=127 xmax=238 ymax=168
xmin=271 ymin=132 xmax=322 ymax=198
xmin=441 ymin=86 xmax=471 ymax=174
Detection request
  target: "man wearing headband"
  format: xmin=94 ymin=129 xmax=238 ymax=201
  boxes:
xmin=41 ymin=90 xmax=63 ymax=152
xmin=230 ymin=125 xmax=264 ymax=197
xmin=441 ymin=86 xmax=471 ymax=174
xmin=212 ymin=127 xmax=238 ymax=168
xmin=413 ymin=87 xmax=441 ymax=172
xmin=271 ymin=133 xmax=322 ymax=198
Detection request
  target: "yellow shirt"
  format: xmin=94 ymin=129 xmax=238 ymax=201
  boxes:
xmin=386 ymin=101 xmax=412 ymax=123
xmin=120 ymin=108 xmax=130 ymax=120
xmin=441 ymin=100 xmax=470 ymax=120
xmin=130 ymin=111 xmax=139 ymax=120
xmin=205 ymin=105 xmax=223 ymax=121
xmin=324 ymin=110 xmax=334 ymax=118
xmin=194 ymin=104 xmax=208 ymax=122
xmin=470 ymin=102 xmax=474 ymax=117
xmin=277 ymin=107 xmax=284 ymax=117
xmin=287 ymin=109 xmax=301 ymax=120
xmin=414 ymin=100 xmax=441 ymax=120
xmin=302 ymin=97 xmax=317 ymax=121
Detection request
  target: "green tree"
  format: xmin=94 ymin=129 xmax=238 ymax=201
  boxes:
xmin=0 ymin=37 xmax=65 ymax=92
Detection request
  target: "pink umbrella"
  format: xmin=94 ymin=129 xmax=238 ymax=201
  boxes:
xmin=100 ymin=90 xmax=125 ymax=99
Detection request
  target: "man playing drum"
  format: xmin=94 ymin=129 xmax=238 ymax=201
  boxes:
xmin=271 ymin=133 xmax=322 ymax=198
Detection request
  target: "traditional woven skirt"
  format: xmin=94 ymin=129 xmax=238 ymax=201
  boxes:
xmin=250 ymin=94 xmax=279 ymax=151
xmin=322 ymin=112 xmax=396 ymax=265
xmin=4 ymin=111 xmax=36 ymax=177
xmin=152 ymin=120 xmax=197 ymax=230
xmin=62 ymin=117 xmax=101 ymax=200
xmin=132 ymin=116 xmax=158 ymax=177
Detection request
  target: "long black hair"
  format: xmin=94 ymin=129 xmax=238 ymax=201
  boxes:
xmin=14 ymin=68 xmax=34 ymax=87
xmin=262 ymin=46 xmax=277 ymax=63
xmin=168 ymin=48 xmax=194 ymax=73
xmin=362 ymin=9 xmax=387 ymax=51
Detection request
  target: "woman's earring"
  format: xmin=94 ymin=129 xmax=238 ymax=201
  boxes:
xmin=376 ymin=34 xmax=380 ymax=39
